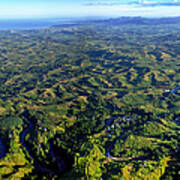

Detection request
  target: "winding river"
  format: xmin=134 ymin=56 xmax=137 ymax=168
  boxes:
xmin=0 ymin=138 xmax=5 ymax=159
xmin=20 ymin=121 xmax=68 ymax=174
xmin=0 ymin=118 xmax=68 ymax=175
xmin=104 ymin=116 xmax=153 ymax=161
xmin=172 ymin=85 xmax=180 ymax=96
xmin=105 ymin=130 xmax=148 ymax=161
xmin=20 ymin=122 xmax=56 ymax=174
xmin=0 ymin=85 xmax=180 ymax=169
xmin=104 ymin=117 xmax=133 ymax=160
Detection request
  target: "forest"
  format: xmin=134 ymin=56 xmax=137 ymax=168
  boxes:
xmin=0 ymin=17 xmax=179 ymax=179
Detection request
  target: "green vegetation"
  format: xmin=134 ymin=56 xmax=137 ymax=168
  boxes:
xmin=0 ymin=17 xmax=179 ymax=179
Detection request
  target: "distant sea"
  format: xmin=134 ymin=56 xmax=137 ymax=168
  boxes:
xmin=0 ymin=18 xmax=75 ymax=30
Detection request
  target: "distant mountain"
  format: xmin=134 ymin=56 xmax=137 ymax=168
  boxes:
xmin=84 ymin=17 xmax=180 ymax=25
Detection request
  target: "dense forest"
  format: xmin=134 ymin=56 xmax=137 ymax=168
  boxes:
xmin=0 ymin=17 xmax=179 ymax=179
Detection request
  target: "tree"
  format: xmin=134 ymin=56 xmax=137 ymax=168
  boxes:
xmin=76 ymin=141 xmax=105 ymax=179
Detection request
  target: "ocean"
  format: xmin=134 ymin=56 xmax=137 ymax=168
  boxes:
xmin=0 ymin=18 xmax=75 ymax=30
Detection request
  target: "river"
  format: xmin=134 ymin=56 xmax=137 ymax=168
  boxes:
xmin=172 ymin=85 xmax=180 ymax=96
xmin=104 ymin=116 xmax=151 ymax=161
xmin=20 ymin=122 xmax=55 ymax=174
xmin=0 ymin=118 xmax=69 ymax=175
xmin=0 ymin=138 xmax=5 ymax=159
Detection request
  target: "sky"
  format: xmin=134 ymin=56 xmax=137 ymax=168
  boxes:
xmin=0 ymin=0 xmax=180 ymax=19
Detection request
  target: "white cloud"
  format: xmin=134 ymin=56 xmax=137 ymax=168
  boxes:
xmin=75 ymin=4 xmax=180 ymax=17
xmin=0 ymin=2 xmax=180 ymax=18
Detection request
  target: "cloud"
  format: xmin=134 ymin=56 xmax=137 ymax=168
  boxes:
xmin=78 ymin=3 xmax=180 ymax=17
xmin=85 ymin=3 xmax=118 ymax=6
xmin=84 ymin=0 xmax=127 ymax=6
xmin=84 ymin=2 xmax=124 ymax=6
xmin=84 ymin=0 xmax=180 ymax=7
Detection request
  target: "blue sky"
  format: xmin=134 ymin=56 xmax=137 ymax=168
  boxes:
xmin=0 ymin=0 xmax=180 ymax=18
